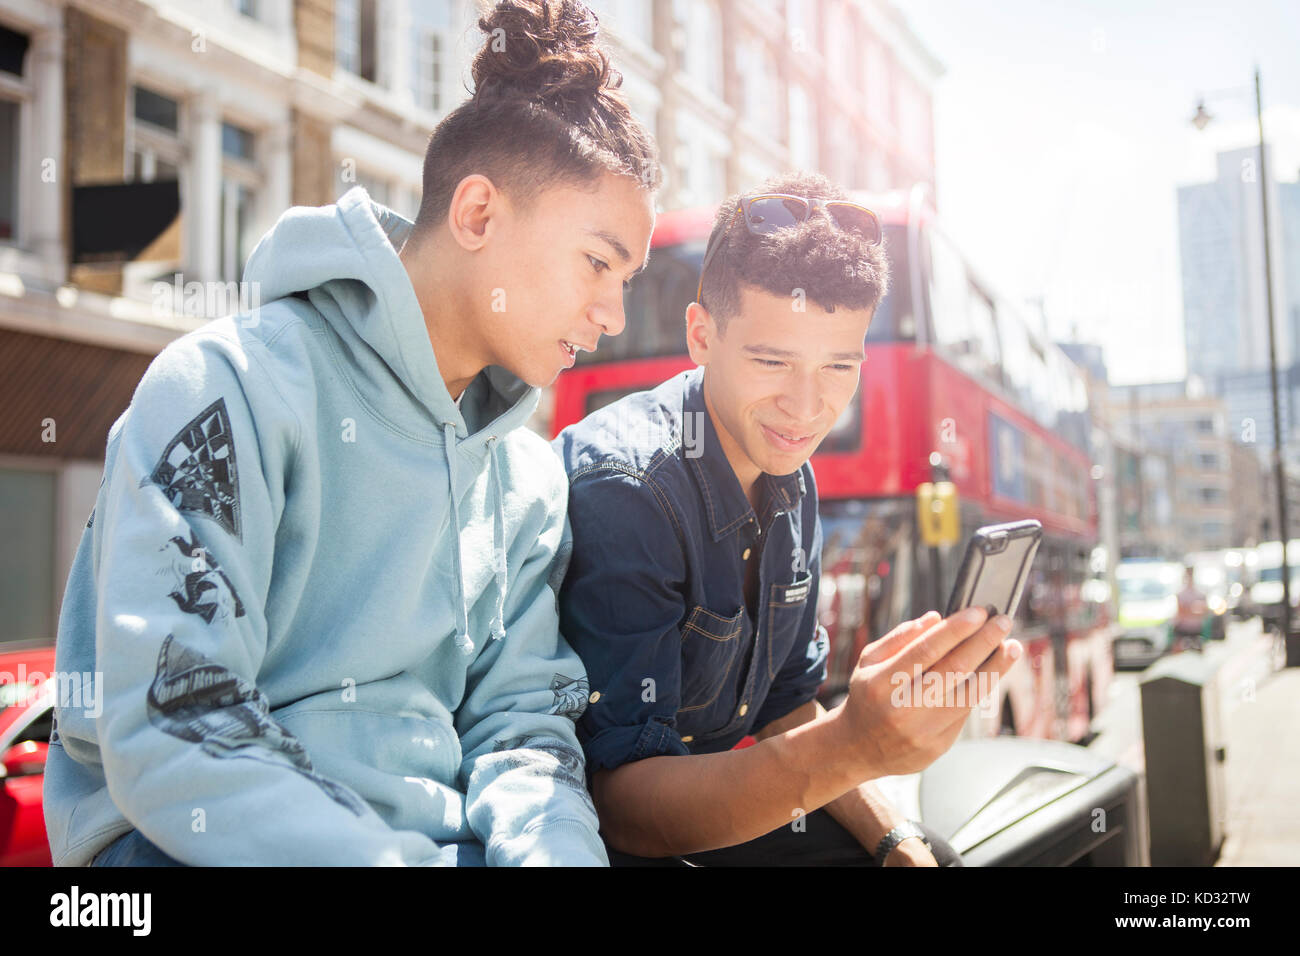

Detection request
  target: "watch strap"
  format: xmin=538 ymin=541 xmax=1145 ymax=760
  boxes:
xmin=874 ymin=820 xmax=931 ymax=863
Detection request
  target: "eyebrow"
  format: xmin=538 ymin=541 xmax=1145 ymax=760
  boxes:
xmin=587 ymin=228 xmax=650 ymax=276
xmin=742 ymin=345 xmax=866 ymax=362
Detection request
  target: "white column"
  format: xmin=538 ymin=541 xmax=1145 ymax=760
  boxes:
xmin=30 ymin=25 xmax=64 ymax=282
xmin=262 ymin=118 xmax=292 ymax=225
xmin=190 ymin=87 xmax=221 ymax=283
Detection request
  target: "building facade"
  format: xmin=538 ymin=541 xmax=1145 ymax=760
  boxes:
xmin=1109 ymin=383 xmax=1243 ymax=555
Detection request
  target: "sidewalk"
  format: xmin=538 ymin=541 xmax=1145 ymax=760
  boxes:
xmin=1214 ymin=658 xmax=1300 ymax=866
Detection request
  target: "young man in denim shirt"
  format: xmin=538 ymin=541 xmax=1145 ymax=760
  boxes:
xmin=553 ymin=172 xmax=1025 ymax=865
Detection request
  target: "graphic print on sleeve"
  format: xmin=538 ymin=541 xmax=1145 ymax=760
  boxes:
xmin=146 ymin=633 xmax=368 ymax=816
xmin=159 ymin=530 xmax=246 ymax=625
xmin=140 ymin=398 xmax=242 ymax=541
xmin=491 ymin=735 xmax=596 ymax=815
xmin=548 ymin=674 xmax=590 ymax=720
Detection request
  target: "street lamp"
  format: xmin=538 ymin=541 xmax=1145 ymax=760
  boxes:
xmin=1191 ymin=67 xmax=1298 ymax=667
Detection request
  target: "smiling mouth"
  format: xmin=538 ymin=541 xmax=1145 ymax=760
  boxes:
xmin=762 ymin=424 xmax=816 ymax=448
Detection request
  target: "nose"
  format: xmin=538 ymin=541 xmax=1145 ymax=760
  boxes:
xmin=775 ymin=370 xmax=823 ymax=425
xmin=590 ymin=285 xmax=627 ymax=338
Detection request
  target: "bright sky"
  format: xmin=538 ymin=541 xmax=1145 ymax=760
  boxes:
xmin=890 ymin=0 xmax=1300 ymax=385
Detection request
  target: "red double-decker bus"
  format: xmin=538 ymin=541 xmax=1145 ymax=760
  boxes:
xmin=551 ymin=186 xmax=1116 ymax=745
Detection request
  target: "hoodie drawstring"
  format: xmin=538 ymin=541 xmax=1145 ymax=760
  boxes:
xmin=487 ymin=436 xmax=507 ymax=642
xmin=443 ymin=425 xmax=509 ymax=654
xmin=444 ymin=422 xmax=473 ymax=655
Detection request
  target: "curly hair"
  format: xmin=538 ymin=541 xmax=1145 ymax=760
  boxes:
xmin=699 ymin=171 xmax=889 ymax=332
xmin=414 ymin=0 xmax=660 ymax=230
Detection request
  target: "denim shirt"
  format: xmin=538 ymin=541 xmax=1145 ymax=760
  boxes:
xmin=553 ymin=368 xmax=828 ymax=774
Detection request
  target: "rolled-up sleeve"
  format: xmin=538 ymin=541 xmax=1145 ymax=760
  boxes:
xmin=753 ymin=512 xmax=829 ymax=731
xmin=558 ymin=467 xmax=692 ymax=774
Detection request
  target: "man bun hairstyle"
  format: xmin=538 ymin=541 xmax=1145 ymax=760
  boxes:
xmin=415 ymin=0 xmax=660 ymax=230
xmin=699 ymin=170 xmax=889 ymax=333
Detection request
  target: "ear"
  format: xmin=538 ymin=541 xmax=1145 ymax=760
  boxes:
xmin=685 ymin=301 xmax=717 ymax=366
xmin=445 ymin=174 xmax=500 ymax=252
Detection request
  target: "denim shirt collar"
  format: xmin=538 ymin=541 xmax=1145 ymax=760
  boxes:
xmin=683 ymin=367 xmax=807 ymax=542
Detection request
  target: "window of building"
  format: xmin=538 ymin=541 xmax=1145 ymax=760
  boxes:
xmin=829 ymin=1 xmax=856 ymax=85
xmin=0 ymin=23 xmax=28 ymax=76
xmin=0 ymin=467 xmax=56 ymax=645
xmin=673 ymin=0 xmax=723 ymax=99
xmin=787 ymin=0 xmax=817 ymax=51
xmin=129 ymin=86 xmax=183 ymax=184
xmin=588 ymin=0 xmax=654 ymax=46
xmin=220 ymin=121 xmax=261 ymax=284
xmin=739 ymin=37 xmax=781 ymax=145
xmin=134 ymin=86 xmax=178 ymax=134
xmin=336 ymin=0 xmax=379 ymax=83
xmin=410 ymin=0 xmax=452 ymax=113
xmin=0 ymin=24 xmax=29 ymax=243
xmin=927 ymin=229 xmax=1003 ymax=386
xmin=0 ymin=98 xmax=17 ymax=242
xmin=122 ymin=83 xmax=185 ymax=298
xmin=788 ymin=83 xmax=817 ymax=170
xmin=414 ymin=30 xmax=444 ymax=112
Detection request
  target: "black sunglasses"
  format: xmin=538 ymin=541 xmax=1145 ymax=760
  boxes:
xmin=696 ymin=194 xmax=884 ymax=304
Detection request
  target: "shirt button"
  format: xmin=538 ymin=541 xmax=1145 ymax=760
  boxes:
xmin=589 ymin=691 xmax=601 ymax=704
xmin=738 ymin=703 xmax=748 ymax=717
xmin=742 ymin=548 xmax=751 ymax=560
xmin=681 ymin=735 xmax=694 ymax=743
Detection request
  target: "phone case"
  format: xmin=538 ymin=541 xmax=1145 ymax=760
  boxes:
xmin=944 ymin=520 xmax=1043 ymax=619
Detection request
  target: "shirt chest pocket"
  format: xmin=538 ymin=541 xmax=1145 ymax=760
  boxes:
xmin=766 ymin=572 xmax=813 ymax=681
xmin=678 ymin=604 xmax=746 ymax=717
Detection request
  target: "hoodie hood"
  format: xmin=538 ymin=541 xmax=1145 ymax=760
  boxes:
xmin=242 ymin=185 xmax=539 ymax=445
xmin=243 ymin=186 xmax=539 ymax=653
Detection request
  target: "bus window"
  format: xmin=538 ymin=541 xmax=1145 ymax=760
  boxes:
xmin=925 ymin=227 xmax=1001 ymax=384
xmin=867 ymin=224 xmax=911 ymax=343
xmin=577 ymin=242 xmax=705 ymax=366
xmin=819 ymin=390 xmax=862 ymax=454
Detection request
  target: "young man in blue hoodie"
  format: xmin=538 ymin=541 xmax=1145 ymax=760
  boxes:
xmin=43 ymin=0 xmax=657 ymax=866
xmin=554 ymin=172 xmax=1024 ymax=865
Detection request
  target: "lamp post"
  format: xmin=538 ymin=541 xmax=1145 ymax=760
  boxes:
xmin=1191 ymin=67 xmax=1297 ymax=666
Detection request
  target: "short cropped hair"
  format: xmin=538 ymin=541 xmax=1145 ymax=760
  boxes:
xmin=699 ymin=170 xmax=889 ymax=333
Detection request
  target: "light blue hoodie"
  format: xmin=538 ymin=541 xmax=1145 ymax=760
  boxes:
xmin=43 ymin=187 xmax=606 ymax=866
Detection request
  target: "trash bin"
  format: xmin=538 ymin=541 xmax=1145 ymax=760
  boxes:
xmin=919 ymin=737 xmax=1146 ymax=866
xmin=1138 ymin=653 xmax=1228 ymax=865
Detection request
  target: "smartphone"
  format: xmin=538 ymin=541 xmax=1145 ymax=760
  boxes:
xmin=944 ymin=519 xmax=1043 ymax=620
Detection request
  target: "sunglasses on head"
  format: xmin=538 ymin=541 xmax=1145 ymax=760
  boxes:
xmin=696 ymin=193 xmax=883 ymax=304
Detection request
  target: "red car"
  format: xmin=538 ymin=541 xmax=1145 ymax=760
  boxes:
xmin=0 ymin=643 xmax=55 ymax=866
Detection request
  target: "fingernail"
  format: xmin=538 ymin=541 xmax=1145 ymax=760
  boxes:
xmin=1007 ymin=640 xmax=1023 ymax=661
xmin=996 ymin=615 xmax=1012 ymax=633
xmin=964 ymin=607 xmax=985 ymax=624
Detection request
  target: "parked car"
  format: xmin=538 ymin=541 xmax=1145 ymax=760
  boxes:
xmin=1184 ymin=550 xmax=1239 ymax=629
xmin=1112 ymin=560 xmax=1183 ymax=670
xmin=1250 ymin=540 xmax=1300 ymax=633
xmin=0 ymin=643 xmax=55 ymax=867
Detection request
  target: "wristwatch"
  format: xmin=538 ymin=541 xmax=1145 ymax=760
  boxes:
xmin=874 ymin=821 xmax=932 ymax=863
